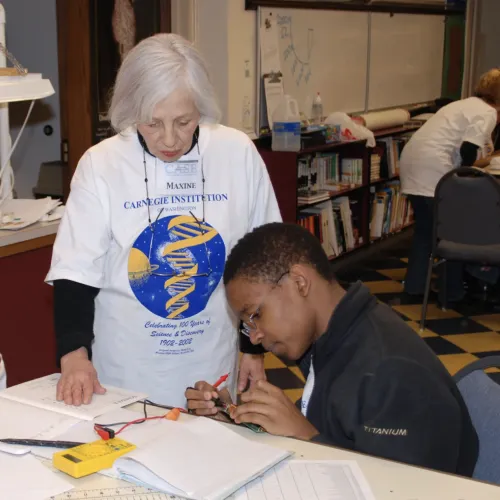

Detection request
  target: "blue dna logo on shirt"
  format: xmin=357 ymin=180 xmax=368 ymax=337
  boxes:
xmin=127 ymin=215 xmax=225 ymax=319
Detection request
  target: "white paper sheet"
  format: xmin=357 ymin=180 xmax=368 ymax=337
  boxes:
xmin=260 ymin=14 xmax=282 ymax=77
xmin=114 ymin=418 xmax=291 ymax=500
xmin=31 ymin=408 xmax=165 ymax=463
xmin=0 ymin=453 xmax=73 ymax=500
xmin=0 ymin=374 xmax=147 ymax=420
xmin=0 ymin=197 xmax=61 ymax=230
xmin=0 ymin=398 xmax=80 ymax=455
xmin=230 ymin=460 xmax=376 ymax=500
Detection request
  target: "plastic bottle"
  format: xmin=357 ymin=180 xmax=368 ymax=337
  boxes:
xmin=312 ymin=92 xmax=323 ymax=125
xmin=272 ymin=95 xmax=301 ymax=152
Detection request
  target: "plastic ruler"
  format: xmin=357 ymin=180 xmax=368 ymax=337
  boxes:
xmin=49 ymin=486 xmax=182 ymax=499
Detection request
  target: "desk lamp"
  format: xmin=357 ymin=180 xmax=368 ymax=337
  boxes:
xmin=0 ymin=4 xmax=55 ymax=205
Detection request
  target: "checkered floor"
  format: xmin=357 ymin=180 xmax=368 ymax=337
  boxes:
xmin=265 ymin=247 xmax=500 ymax=402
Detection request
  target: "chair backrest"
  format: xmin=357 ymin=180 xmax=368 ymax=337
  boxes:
xmin=454 ymin=356 xmax=500 ymax=484
xmin=433 ymin=167 xmax=500 ymax=248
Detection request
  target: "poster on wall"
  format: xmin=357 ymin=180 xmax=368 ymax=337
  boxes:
xmin=90 ymin=0 xmax=169 ymax=144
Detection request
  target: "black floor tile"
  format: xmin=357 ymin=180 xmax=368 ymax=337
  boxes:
xmin=474 ymin=351 xmax=500 ymax=359
xmin=488 ymin=373 xmax=500 ymax=385
xmin=450 ymin=299 xmax=500 ymax=317
xmin=277 ymin=357 xmax=297 ymax=367
xmin=423 ymin=337 xmax=466 ymax=355
xmin=425 ymin=317 xmax=492 ymax=336
xmin=265 ymin=368 xmax=305 ymax=389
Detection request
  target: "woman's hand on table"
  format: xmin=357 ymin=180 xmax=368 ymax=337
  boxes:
xmin=57 ymin=347 xmax=106 ymax=406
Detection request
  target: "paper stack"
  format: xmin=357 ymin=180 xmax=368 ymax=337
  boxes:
xmin=0 ymin=197 xmax=62 ymax=230
xmin=112 ymin=417 xmax=292 ymax=500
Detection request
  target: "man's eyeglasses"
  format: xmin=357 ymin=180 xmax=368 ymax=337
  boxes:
xmin=241 ymin=271 xmax=289 ymax=337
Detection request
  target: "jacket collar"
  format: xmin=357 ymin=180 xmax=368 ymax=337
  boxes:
xmin=312 ymin=281 xmax=377 ymax=370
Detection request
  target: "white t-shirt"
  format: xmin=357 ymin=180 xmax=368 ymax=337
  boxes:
xmin=46 ymin=124 xmax=281 ymax=407
xmin=301 ymin=357 xmax=314 ymax=417
xmin=400 ymin=97 xmax=497 ymax=197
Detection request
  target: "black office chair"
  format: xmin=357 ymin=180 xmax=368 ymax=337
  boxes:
xmin=454 ymin=356 xmax=500 ymax=484
xmin=420 ymin=167 xmax=500 ymax=330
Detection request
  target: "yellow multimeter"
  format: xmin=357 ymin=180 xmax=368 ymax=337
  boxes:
xmin=53 ymin=438 xmax=136 ymax=478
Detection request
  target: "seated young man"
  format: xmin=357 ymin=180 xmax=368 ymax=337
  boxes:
xmin=186 ymin=223 xmax=478 ymax=477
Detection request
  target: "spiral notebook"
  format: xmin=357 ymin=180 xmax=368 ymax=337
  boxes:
xmin=0 ymin=374 xmax=146 ymax=420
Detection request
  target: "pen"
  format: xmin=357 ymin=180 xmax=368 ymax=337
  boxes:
xmin=0 ymin=438 xmax=85 ymax=449
xmin=213 ymin=373 xmax=229 ymax=389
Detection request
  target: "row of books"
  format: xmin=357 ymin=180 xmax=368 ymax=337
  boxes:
xmin=298 ymin=153 xmax=363 ymax=192
xmin=297 ymin=197 xmax=360 ymax=259
xmin=376 ymin=136 xmax=411 ymax=178
xmin=369 ymin=181 xmax=414 ymax=239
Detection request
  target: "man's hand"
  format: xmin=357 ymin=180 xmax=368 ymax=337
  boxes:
xmin=238 ymin=353 xmax=266 ymax=392
xmin=185 ymin=381 xmax=232 ymax=416
xmin=231 ymin=380 xmax=319 ymax=440
xmin=57 ymin=347 xmax=106 ymax=406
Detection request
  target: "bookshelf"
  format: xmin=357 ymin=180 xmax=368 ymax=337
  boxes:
xmin=255 ymin=126 xmax=417 ymax=261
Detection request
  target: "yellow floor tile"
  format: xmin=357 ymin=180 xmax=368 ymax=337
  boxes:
xmin=393 ymin=304 xmax=461 ymax=321
xmin=405 ymin=320 xmax=438 ymax=338
xmin=438 ymin=353 xmax=479 ymax=375
xmin=364 ymin=280 xmax=404 ymax=294
xmin=471 ymin=314 xmax=500 ymax=331
xmin=284 ymin=388 xmax=303 ymax=403
xmin=444 ymin=332 xmax=500 ymax=353
xmin=264 ymin=352 xmax=287 ymax=369
xmin=485 ymin=367 xmax=500 ymax=374
xmin=289 ymin=366 xmax=306 ymax=383
xmin=377 ymin=268 xmax=407 ymax=281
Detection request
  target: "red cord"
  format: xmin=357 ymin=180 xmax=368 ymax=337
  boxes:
xmin=114 ymin=415 xmax=167 ymax=436
xmin=94 ymin=407 xmax=186 ymax=440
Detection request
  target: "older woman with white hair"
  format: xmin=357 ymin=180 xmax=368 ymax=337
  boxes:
xmin=46 ymin=34 xmax=281 ymax=407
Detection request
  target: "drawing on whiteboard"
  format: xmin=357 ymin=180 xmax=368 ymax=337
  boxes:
xmin=277 ymin=14 xmax=313 ymax=87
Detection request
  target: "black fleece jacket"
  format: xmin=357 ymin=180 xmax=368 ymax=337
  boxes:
xmin=299 ymin=281 xmax=478 ymax=477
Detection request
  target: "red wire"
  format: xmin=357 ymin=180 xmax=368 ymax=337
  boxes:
xmin=115 ymin=415 xmax=168 ymax=435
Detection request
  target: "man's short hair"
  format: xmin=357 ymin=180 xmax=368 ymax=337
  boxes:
xmin=223 ymin=223 xmax=336 ymax=285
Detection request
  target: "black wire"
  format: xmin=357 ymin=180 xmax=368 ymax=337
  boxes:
xmin=95 ymin=401 xmax=149 ymax=428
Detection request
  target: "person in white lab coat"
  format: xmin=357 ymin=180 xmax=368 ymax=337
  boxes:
xmin=46 ymin=34 xmax=281 ymax=407
xmin=400 ymin=68 xmax=500 ymax=303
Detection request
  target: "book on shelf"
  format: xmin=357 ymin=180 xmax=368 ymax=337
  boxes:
xmin=298 ymin=153 xmax=362 ymax=194
xmin=369 ymin=181 xmax=414 ymax=240
xmin=297 ymin=190 xmax=331 ymax=204
xmin=370 ymin=152 xmax=382 ymax=182
xmin=298 ymin=196 xmax=360 ymax=259
xmin=377 ymin=136 xmax=411 ymax=178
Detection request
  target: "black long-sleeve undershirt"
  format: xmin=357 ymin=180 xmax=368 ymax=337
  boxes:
xmin=460 ymin=141 xmax=480 ymax=167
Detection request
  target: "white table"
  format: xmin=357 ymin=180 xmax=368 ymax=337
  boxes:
xmin=46 ymin=402 xmax=500 ymax=500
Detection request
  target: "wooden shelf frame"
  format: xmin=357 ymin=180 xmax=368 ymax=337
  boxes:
xmin=245 ymin=1 xmax=466 ymax=16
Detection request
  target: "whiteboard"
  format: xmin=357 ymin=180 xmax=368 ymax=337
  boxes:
xmin=368 ymin=13 xmax=445 ymax=110
xmin=259 ymin=8 xmax=369 ymax=119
